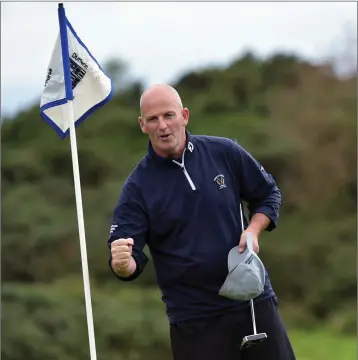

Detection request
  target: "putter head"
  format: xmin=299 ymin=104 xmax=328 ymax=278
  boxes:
xmin=240 ymin=333 xmax=267 ymax=350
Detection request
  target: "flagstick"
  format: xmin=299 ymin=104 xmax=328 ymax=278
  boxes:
xmin=64 ymin=100 xmax=97 ymax=360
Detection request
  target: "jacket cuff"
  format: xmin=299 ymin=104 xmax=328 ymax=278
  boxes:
xmin=250 ymin=206 xmax=278 ymax=232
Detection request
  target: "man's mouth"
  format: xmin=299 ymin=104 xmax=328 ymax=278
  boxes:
xmin=160 ymin=134 xmax=171 ymax=139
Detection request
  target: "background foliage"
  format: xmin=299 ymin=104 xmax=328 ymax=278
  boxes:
xmin=2 ymin=49 xmax=356 ymax=359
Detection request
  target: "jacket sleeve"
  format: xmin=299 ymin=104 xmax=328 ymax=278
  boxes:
xmin=230 ymin=140 xmax=282 ymax=231
xmin=107 ymin=179 xmax=149 ymax=281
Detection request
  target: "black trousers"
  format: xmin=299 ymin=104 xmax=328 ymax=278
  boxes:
xmin=170 ymin=297 xmax=296 ymax=360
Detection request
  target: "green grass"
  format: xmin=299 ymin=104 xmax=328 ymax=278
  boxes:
xmin=289 ymin=328 xmax=356 ymax=360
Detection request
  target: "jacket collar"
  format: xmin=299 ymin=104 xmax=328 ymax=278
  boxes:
xmin=147 ymin=129 xmax=195 ymax=164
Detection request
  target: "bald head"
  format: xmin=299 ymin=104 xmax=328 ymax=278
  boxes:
xmin=138 ymin=83 xmax=189 ymax=158
xmin=139 ymin=84 xmax=183 ymax=116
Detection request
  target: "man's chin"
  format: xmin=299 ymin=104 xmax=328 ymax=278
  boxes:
xmin=158 ymin=145 xmax=174 ymax=154
xmin=157 ymin=137 xmax=174 ymax=148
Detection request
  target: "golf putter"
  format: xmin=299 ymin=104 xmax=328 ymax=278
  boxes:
xmin=239 ymin=203 xmax=268 ymax=350
xmin=240 ymin=299 xmax=267 ymax=349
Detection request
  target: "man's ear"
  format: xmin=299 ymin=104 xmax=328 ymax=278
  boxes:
xmin=138 ymin=117 xmax=146 ymax=133
xmin=182 ymin=108 xmax=189 ymax=126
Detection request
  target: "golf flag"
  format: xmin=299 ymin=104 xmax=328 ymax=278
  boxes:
xmin=40 ymin=3 xmax=112 ymax=139
xmin=39 ymin=4 xmax=110 ymax=360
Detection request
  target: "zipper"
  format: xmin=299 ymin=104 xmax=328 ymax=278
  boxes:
xmin=182 ymin=167 xmax=196 ymax=190
xmin=172 ymin=149 xmax=196 ymax=191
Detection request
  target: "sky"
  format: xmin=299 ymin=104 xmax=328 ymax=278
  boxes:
xmin=1 ymin=1 xmax=357 ymax=118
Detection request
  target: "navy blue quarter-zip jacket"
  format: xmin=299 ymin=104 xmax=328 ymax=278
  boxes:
xmin=108 ymin=131 xmax=282 ymax=324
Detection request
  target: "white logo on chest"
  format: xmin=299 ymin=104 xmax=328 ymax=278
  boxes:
xmin=214 ymin=174 xmax=226 ymax=190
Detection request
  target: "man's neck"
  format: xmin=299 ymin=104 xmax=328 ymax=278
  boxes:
xmin=170 ymin=139 xmax=187 ymax=160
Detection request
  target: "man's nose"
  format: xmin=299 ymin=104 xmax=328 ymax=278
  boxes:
xmin=157 ymin=117 xmax=168 ymax=130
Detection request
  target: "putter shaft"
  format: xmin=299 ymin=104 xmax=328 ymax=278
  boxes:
xmin=250 ymin=299 xmax=257 ymax=335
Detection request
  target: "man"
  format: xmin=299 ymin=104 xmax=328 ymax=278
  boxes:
xmin=107 ymin=84 xmax=296 ymax=360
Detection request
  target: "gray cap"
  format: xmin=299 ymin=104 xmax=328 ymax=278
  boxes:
xmin=219 ymin=233 xmax=266 ymax=301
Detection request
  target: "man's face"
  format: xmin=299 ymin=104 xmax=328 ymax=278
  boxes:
xmin=139 ymin=96 xmax=189 ymax=158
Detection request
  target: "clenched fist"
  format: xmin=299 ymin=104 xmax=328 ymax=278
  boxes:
xmin=111 ymin=238 xmax=135 ymax=276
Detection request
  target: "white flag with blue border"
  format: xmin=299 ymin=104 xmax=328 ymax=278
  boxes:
xmin=40 ymin=3 xmax=112 ymax=139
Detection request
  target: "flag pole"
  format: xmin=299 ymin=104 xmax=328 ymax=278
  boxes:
xmin=67 ymin=101 xmax=97 ymax=360
xmin=58 ymin=4 xmax=97 ymax=360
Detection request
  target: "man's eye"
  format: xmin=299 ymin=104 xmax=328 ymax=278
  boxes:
xmin=165 ymin=113 xmax=174 ymax=118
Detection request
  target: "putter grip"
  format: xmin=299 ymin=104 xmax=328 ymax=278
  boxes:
xmin=246 ymin=232 xmax=254 ymax=252
xmin=239 ymin=203 xmax=253 ymax=252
